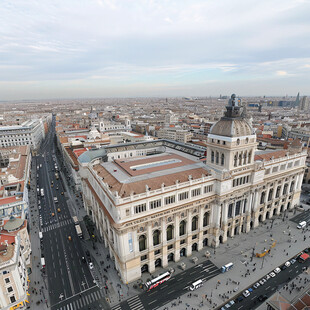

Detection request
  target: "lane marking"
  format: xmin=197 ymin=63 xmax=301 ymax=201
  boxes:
xmin=148 ymin=300 xmax=157 ymax=305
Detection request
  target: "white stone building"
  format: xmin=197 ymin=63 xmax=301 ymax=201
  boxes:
xmin=81 ymin=95 xmax=306 ymax=283
xmin=0 ymin=120 xmax=45 ymax=150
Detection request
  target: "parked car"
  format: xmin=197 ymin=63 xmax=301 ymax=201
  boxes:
xmin=274 ymin=267 xmax=281 ymax=273
xmin=285 ymin=261 xmax=291 ymax=267
xmin=265 ymin=274 xmax=271 ymax=281
xmin=89 ymin=262 xmax=94 ymax=269
xmin=269 ymin=272 xmax=276 ymax=278
xmin=290 ymin=258 xmax=296 ymax=264
xmin=259 ymin=279 xmax=266 ymax=285
xmin=253 ymin=282 xmax=260 ymax=289
xmin=236 ymin=296 xmax=244 ymax=303
xmin=243 ymin=290 xmax=251 ymax=298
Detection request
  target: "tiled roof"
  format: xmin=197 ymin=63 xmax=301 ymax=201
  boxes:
xmin=254 ymin=150 xmax=287 ymax=161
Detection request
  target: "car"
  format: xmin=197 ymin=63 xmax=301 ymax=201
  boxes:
xmin=57 ymin=208 xmax=61 ymax=212
xmin=51 ymin=212 xmax=55 ymax=216
xmin=258 ymin=295 xmax=268 ymax=302
xmin=274 ymin=267 xmax=281 ymax=274
xmin=224 ymin=304 xmax=231 ymax=309
xmin=89 ymin=262 xmax=94 ymax=269
xmin=248 ymin=288 xmax=253 ymax=292
xmin=81 ymin=256 xmax=86 ymax=263
xmin=265 ymin=274 xmax=270 ymax=281
xmin=56 ymin=186 xmax=59 ymax=190
xmin=281 ymin=265 xmax=287 ymax=270
xmin=269 ymin=272 xmax=276 ymax=278
xmin=304 ymin=248 xmax=310 ymax=253
xmin=259 ymin=279 xmax=265 ymax=285
xmin=86 ymin=250 xmax=90 ymax=257
xmin=228 ymin=300 xmax=235 ymax=306
xmin=242 ymin=290 xmax=250 ymax=298
xmin=253 ymin=282 xmax=260 ymax=289
xmin=68 ymin=236 xmax=71 ymax=241
xmin=285 ymin=261 xmax=291 ymax=267
xmin=290 ymin=259 xmax=296 ymax=264
xmin=61 ymin=191 xmax=64 ymax=195
xmin=236 ymin=296 xmax=244 ymax=303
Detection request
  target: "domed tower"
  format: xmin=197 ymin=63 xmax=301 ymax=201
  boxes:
xmin=206 ymin=94 xmax=256 ymax=172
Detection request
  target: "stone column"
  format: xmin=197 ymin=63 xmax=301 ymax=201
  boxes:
xmin=253 ymin=189 xmax=260 ymax=228
xmin=198 ymin=206 xmax=204 ymax=251
xmin=221 ymin=201 xmax=228 ymax=243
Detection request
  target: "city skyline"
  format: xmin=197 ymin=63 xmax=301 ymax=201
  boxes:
xmin=1 ymin=0 xmax=310 ymax=100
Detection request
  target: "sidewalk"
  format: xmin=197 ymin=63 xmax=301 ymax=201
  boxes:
xmin=28 ymin=158 xmax=50 ymax=310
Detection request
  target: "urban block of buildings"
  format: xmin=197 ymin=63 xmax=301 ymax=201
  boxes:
xmin=79 ymin=95 xmax=307 ymax=283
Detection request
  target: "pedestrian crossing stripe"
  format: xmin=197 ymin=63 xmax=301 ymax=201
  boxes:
xmin=56 ymin=289 xmax=104 ymax=310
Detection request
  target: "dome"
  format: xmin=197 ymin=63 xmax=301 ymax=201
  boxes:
xmin=210 ymin=118 xmax=252 ymax=137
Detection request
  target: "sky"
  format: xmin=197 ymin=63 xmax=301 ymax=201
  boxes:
xmin=0 ymin=0 xmax=310 ymax=100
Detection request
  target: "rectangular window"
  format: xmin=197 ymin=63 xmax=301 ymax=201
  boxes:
xmin=265 ymin=168 xmax=270 ymax=175
xmin=126 ymin=209 xmax=130 ymax=216
xmin=235 ymin=201 xmax=241 ymax=216
xmin=280 ymin=164 xmax=286 ymax=171
xmin=191 ymin=188 xmax=201 ymax=197
xmin=150 ymin=199 xmax=161 ymax=209
xmin=228 ymin=204 xmax=233 ymax=218
xmin=272 ymin=166 xmax=278 ymax=173
xmin=4 ymin=278 xmax=10 ymax=284
xmin=233 ymin=179 xmax=236 ymax=187
xmin=134 ymin=203 xmax=146 ymax=214
xmin=168 ymin=244 xmax=173 ymax=250
xmin=288 ymin=162 xmax=293 ymax=168
xmin=180 ymin=239 xmax=186 ymax=245
xmin=154 ymin=249 xmax=161 ymax=255
xmin=204 ymin=185 xmax=213 ymax=193
xmin=178 ymin=192 xmax=189 ymax=201
xmin=294 ymin=160 xmax=300 ymax=166
xmin=7 ymin=287 xmax=13 ymax=293
xmin=165 ymin=196 xmax=175 ymax=205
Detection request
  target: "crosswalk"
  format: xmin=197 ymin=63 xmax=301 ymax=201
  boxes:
xmin=43 ymin=219 xmax=72 ymax=232
xmin=111 ymin=295 xmax=145 ymax=310
xmin=55 ymin=289 xmax=105 ymax=310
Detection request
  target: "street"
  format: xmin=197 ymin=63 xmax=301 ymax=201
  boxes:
xmin=30 ymin=117 xmax=108 ymax=310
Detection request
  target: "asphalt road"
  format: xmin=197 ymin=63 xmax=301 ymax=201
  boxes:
xmin=33 ymin=117 xmax=108 ymax=310
xmin=290 ymin=209 xmax=310 ymax=225
xmin=223 ymin=252 xmax=310 ymax=310
xmin=111 ymin=260 xmax=220 ymax=310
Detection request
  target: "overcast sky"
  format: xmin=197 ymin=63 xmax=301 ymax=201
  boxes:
xmin=1 ymin=0 xmax=310 ymax=100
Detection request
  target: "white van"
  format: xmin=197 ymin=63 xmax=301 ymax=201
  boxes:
xmin=39 ymin=232 xmax=43 ymax=239
xmin=54 ymin=197 xmax=58 ymax=203
xmin=189 ymin=279 xmax=203 ymax=291
xmin=297 ymin=221 xmax=307 ymax=229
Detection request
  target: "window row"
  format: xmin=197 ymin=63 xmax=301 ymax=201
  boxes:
xmin=260 ymin=182 xmax=295 ymax=204
xmin=227 ymin=200 xmax=247 ymax=218
xmin=211 ymin=151 xmax=225 ymax=166
xmin=234 ymin=151 xmax=251 ymax=167
xmin=232 ymin=175 xmax=250 ymax=187
xmin=133 ymin=187 xmax=213 ymax=214
xmin=138 ymin=213 xmax=210 ymax=251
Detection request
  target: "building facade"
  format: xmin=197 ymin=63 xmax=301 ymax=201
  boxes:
xmin=82 ymin=94 xmax=306 ymax=283
xmin=0 ymin=120 xmax=45 ymax=150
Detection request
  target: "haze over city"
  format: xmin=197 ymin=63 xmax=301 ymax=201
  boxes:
xmin=1 ymin=0 xmax=310 ymax=100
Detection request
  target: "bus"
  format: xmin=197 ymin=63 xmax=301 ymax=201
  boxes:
xmin=145 ymin=272 xmax=171 ymax=291
xmin=72 ymin=216 xmax=79 ymax=225
xmin=221 ymin=262 xmax=234 ymax=273
xmin=40 ymin=188 xmax=44 ymax=197
xmin=75 ymin=224 xmax=83 ymax=239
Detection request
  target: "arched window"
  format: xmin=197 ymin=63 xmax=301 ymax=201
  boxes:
xmin=260 ymin=191 xmax=266 ymax=204
xmin=248 ymin=151 xmax=252 ymax=164
xmin=153 ymin=230 xmax=160 ymax=246
xmin=243 ymin=151 xmax=247 ymax=165
xmin=221 ymin=153 xmax=225 ymax=166
xmin=179 ymin=220 xmax=186 ymax=236
xmin=216 ymin=152 xmax=219 ymax=164
xmin=166 ymin=225 xmax=173 ymax=241
xmin=268 ymin=189 xmax=273 ymax=201
xmin=283 ymin=184 xmax=288 ymax=195
xmin=234 ymin=154 xmax=237 ymax=167
xmin=139 ymin=235 xmax=146 ymax=252
xmin=239 ymin=153 xmax=242 ymax=165
xmin=211 ymin=151 xmax=214 ymax=163
xmin=203 ymin=212 xmax=209 ymax=227
xmin=290 ymin=182 xmax=295 ymax=193
xmin=191 ymin=216 xmax=198 ymax=231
